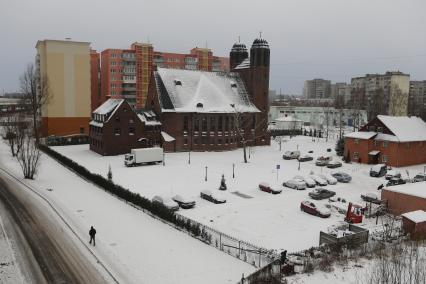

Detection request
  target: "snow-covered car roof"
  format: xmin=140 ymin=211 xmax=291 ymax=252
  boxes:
xmin=173 ymin=194 xmax=195 ymax=203
xmin=371 ymin=164 xmax=386 ymax=171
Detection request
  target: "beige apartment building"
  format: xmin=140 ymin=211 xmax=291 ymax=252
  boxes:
xmin=36 ymin=39 xmax=91 ymax=137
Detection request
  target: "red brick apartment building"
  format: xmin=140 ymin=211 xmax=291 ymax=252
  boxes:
xmin=89 ymin=99 xmax=161 ymax=155
xmin=344 ymin=115 xmax=426 ymax=167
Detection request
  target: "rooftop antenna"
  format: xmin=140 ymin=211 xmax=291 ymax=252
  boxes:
xmin=259 ymin=31 xmax=262 ymax=38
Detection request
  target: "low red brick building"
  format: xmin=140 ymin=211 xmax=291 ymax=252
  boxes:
xmin=401 ymin=210 xmax=426 ymax=240
xmin=89 ymin=99 xmax=161 ymax=155
xmin=381 ymin=183 xmax=426 ymax=216
xmin=344 ymin=115 xmax=426 ymax=167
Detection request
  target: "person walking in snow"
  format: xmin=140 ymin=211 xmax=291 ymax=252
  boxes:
xmin=89 ymin=226 xmax=97 ymax=246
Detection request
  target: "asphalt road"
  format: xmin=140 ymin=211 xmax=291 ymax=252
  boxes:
xmin=0 ymin=172 xmax=110 ymax=284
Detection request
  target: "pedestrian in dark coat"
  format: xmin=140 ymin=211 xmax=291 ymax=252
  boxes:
xmin=89 ymin=226 xmax=96 ymax=246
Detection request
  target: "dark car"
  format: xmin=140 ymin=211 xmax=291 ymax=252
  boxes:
xmin=370 ymin=164 xmax=387 ymax=177
xmin=413 ymin=173 xmax=426 ymax=182
xmin=300 ymin=201 xmax=331 ymax=218
xmin=297 ymin=155 xmax=314 ymax=162
xmin=259 ymin=182 xmax=282 ymax=194
xmin=172 ymin=194 xmax=196 ymax=209
xmin=308 ymin=188 xmax=336 ymax=200
xmin=326 ymin=161 xmax=342 ymax=169
xmin=386 ymin=178 xmax=406 ymax=187
xmin=200 ymin=190 xmax=226 ymax=204
xmin=361 ymin=192 xmax=381 ymax=204
xmin=331 ymin=172 xmax=352 ymax=183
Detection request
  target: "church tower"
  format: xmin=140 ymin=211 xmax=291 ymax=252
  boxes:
xmin=229 ymin=42 xmax=248 ymax=70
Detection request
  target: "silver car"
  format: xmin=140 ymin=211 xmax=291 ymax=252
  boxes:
xmin=283 ymin=179 xmax=307 ymax=190
xmin=309 ymin=175 xmax=328 ymax=186
xmin=294 ymin=175 xmax=316 ymax=188
xmin=331 ymin=172 xmax=352 ymax=183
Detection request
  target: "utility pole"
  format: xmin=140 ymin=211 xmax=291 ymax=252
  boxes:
xmin=205 ymin=166 xmax=208 ymax=181
xmin=232 ymin=163 xmax=235 ymax=178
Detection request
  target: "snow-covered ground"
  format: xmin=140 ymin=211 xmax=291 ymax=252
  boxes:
xmin=53 ymin=136 xmax=426 ymax=253
xmin=0 ymin=142 xmax=255 ymax=284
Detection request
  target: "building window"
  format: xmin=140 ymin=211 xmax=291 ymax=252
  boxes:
xmin=353 ymin=152 xmax=359 ymax=160
xmin=210 ymin=117 xmax=215 ymax=131
xmin=129 ymin=118 xmax=134 ymax=124
xmin=115 ymin=128 xmax=121 ymax=135
xmin=354 ymin=138 xmax=359 ymax=144
xmin=194 ymin=138 xmax=198 ymax=145
xmin=218 ymin=116 xmax=223 ymax=131
xmin=194 ymin=118 xmax=199 ymax=132
xmin=368 ymin=125 xmax=375 ymax=132
xmin=184 ymin=139 xmax=188 ymax=145
xmin=80 ymin=127 xmax=85 ymax=134
xmin=183 ymin=116 xmax=188 ymax=131
xmin=377 ymin=126 xmax=383 ymax=133
xmin=202 ymin=117 xmax=207 ymax=132
xmin=382 ymin=155 xmax=388 ymax=163
xmin=218 ymin=139 xmax=222 ymax=145
xmin=374 ymin=140 xmax=378 ymax=147
xmin=231 ymin=117 xmax=234 ymax=130
xmin=383 ymin=141 xmax=388 ymax=148
xmin=115 ymin=116 xmax=120 ymax=122
xmin=129 ymin=127 xmax=135 ymax=135
xmin=406 ymin=142 xmax=410 ymax=149
xmin=225 ymin=117 xmax=229 ymax=131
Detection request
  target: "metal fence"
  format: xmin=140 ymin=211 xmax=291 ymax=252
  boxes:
xmin=176 ymin=213 xmax=278 ymax=268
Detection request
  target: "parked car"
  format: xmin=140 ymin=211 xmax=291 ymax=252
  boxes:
xmin=309 ymin=188 xmax=336 ymax=200
xmin=385 ymin=170 xmax=401 ymax=180
xmin=361 ymin=192 xmax=381 ymax=204
xmin=152 ymin=195 xmax=179 ymax=211
xmin=331 ymin=172 xmax=352 ymax=183
xmin=413 ymin=173 xmax=426 ymax=182
xmin=386 ymin=177 xmax=406 ymax=187
xmin=283 ymin=179 xmax=307 ymax=190
xmin=309 ymin=175 xmax=328 ymax=186
xmin=319 ymin=173 xmax=338 ymax=185
xmin=370 ymin=164 xmax=387 ymax=177
xmin=294 ymin=175 xmax=316 ymax=188
xmin=172 ymin=195 xmax=196 ymax=209
xmin=315 ymin=156 xmax=332 ymax=166
xmin=326 ymin=160 xmax=342 ymax=169
xmin=259 ymin=182 xmax=282 ymax=194
xmin=297 ymin=155 xmax=313 ymax=162
xmin=283 ymin=151 xmax=301 ymax=160
xmin=300 ymin=201 xmax=331 ymax=218
xmin=200 ymin=190 xmax=226 ymax=204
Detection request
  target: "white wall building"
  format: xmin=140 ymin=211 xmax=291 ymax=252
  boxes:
xmin=269 ymin=106 xmax=368 ymax=129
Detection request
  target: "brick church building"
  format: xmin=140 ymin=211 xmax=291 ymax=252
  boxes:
xmin=145 ymin=37 xmax=271 ymax=152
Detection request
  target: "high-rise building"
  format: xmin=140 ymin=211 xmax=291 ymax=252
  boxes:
xmin=350 ymin=71 xmax=410 ymax=119
xmin=36 ymin=39 xmax=91 ymax=137
xmin=303 ymin=79 xmax=331 ymax=99
xmin=90 ymin=49 xmax=101 ymax=111
xmin=98 ymin=44 xmax=229 ymax=110
xmin=409 ymin=80 xmax=426 ymax=119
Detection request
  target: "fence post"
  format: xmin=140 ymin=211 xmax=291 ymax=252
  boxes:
xmin=220 ymin=233 xmax=222 ymax=250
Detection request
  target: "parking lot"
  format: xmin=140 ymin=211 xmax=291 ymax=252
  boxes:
xmin=53 ymin=136 xmax=426 ymax=252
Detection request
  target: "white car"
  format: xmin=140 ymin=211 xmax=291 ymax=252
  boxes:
xmin=294 ymin=175 xmax=316 ymax=188
xmin=172 ymin=194 xmax=196 ymax=209
xmin=318 ymin=173 xmax=338 ymax=185
xmin=309 ymin=175 xmax=328 ymax=186
xmin=152 ymin=195 xmax=179 ymax=211
xmin=385 ymin=170 xmax=401 ymax=180
xmin=283 ymin=179 xmax=307 ymax=190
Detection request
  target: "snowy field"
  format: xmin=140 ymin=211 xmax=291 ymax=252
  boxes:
xmin=0 ymin=142 xmax=255 ymax=284
xmin=53 ymin=136 xmax=426 ymax=252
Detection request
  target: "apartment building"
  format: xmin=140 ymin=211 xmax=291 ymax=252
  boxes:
xmin=350 ymin=71 xmax=410 ymax=119
xmin=303 ymin=79 xmax=331 ymax=99
xmin=408 ymin=80 xmax=426 ymax=119
xmin=36 ymin=39 xmax=91 ymax=137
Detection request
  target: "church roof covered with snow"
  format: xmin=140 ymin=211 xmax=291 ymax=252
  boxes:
xmin=153 ymin=68 xmax=259 ymax=113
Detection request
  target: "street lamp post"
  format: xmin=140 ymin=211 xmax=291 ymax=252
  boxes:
xmin=163 ymin=152 xmax=165 ymax=166
xmin=205 ymin=166 xmax=208 ymax=181
xmin=232 ymin=163 xmax=235 ymax=178
xmin=188 ymin=151 xmax=191 ymax=164
xmin=298 ymin=160 xmax=301 ymax=171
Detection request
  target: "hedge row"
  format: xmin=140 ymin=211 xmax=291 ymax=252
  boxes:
xmin=39 ymin=145 xmax=210 ymax=241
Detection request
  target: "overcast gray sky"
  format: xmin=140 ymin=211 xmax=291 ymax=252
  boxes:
xmin=1 ymin=0 xmax=425 ymax=95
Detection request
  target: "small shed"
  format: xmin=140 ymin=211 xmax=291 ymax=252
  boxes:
xmin=401 ymin=210 xmax=426 ymax=240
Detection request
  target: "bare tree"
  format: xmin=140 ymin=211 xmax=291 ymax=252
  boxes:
xmin=2 ymin=112 xmax=27 ymax=156
xmin=322 ymin=106 xmax=332 ymax=142
xmin=231 ymin=104 xmax=267 ymax=163
xmin=16 ymin=133 xmax=41 ymax=179
xmin=20 ymin=63 xmax=51 ymax=144
xmin=388 ymin=83 xmax=409 ymax=116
